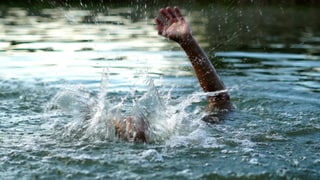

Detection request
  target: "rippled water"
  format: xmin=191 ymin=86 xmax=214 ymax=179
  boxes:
xmin=1 ymin=2 xmax=320 ymax=179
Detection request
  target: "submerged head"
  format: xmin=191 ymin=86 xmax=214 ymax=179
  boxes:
xmin=114 ymin=116 xmax=147 ymax=143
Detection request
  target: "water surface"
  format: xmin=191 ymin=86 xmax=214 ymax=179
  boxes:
xmin=1 ymin=2 xmax=320 ymax=179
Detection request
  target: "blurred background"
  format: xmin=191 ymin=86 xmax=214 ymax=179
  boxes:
xmin=1 ymin=0 xmax=320 ymax=53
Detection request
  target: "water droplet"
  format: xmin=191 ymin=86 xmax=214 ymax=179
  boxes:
xmin=246 ymin=25 xmax=250 ymax=32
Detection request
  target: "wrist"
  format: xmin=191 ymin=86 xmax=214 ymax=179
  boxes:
xmin=178 ymin=34 xmax=195 ymax=47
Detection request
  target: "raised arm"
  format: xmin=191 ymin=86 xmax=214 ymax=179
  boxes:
xmin=155 ymin=6 xmax=232 ymax=110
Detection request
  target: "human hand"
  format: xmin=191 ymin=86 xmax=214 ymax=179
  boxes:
xmin=155 ymin=6 xmax=192 ymax=43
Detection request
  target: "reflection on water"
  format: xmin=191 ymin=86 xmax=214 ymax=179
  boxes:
xmin=1 ymin=2 xmax=320 ymax=179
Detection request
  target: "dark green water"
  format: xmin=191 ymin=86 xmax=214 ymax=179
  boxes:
xmin=1 ymin=2 xmax=320 ymax=179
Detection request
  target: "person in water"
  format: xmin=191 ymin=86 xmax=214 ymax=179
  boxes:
xmin=113 ymin=6 xmax=232 ymax=142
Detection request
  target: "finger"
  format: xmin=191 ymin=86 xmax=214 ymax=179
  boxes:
xmin=155 ymin=18 xmax=164 ymax=35
xmin=155 ymin=17 xmax=164 ymax=26
xmin=160 ymin=8 xmax=171 ymax=21
xmin=167 ymin=7 xmax=176 ymax=19
xmin=174 ymin=6 xmax=184 ymax=19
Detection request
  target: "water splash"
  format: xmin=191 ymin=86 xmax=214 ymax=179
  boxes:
xmin=45 ymin=71 xmax=114 ymax=141
xmin=45 ymin=71 xmax=219 ymax=144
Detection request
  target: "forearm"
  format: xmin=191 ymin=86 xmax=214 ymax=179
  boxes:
xmin=179 ymin=36 xmax=233 ymax=110
xmin=179 ymin=36 xmax=226 ymax=92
